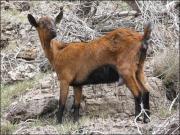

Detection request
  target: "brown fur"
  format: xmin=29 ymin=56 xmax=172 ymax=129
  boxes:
xmin=49 ymin=28 xmax=147 ymax=96
xmin=27 ymin=12 xmax=152 ymax=123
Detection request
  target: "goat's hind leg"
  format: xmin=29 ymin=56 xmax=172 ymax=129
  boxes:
xmin=73 ymin=86 xmax=82 ymax=122
xmin=56 ymin=80 xmax=69 ymax=124
xmin=136 ymin=69 xmax=150 ymax=123
xmin=134 ymin=93 xmax=143 ymax=121
xmin=142 ymin=91 xmax=150 ymax=123
xmin=120 ymin=71 xmax=143 ymax=121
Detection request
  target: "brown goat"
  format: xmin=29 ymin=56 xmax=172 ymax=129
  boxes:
xmin=27 ymin=7 xmax=152 ymax=124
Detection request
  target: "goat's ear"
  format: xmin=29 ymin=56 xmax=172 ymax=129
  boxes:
xmin=27 ymin=14 xmax=38 ymax=27
xmin=55 ymin=7 xmax=63 ymax=24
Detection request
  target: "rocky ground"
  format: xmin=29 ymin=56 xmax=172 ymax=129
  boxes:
xmin=1 ymin=1 xmax=179 ymax=134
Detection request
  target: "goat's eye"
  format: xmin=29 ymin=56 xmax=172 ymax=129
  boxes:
xmin=39 ymin=22 xmax=45 ymax=28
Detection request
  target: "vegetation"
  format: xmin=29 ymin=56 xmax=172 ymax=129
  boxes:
xmin=153 ymin=47 xmax=179 ymax=101
xmin=1 ymin=73 xmax=45 ymax=111
xmin=1 ymin=0 xmax=179 ymax=134
xmin=1 ymin=121 xmax=17 ymax=135
xmin=153 ymin=48 xmax=179 ymax=83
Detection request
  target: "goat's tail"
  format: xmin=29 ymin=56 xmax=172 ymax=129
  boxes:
xmin=139 ymin=22 xmax=152 ymax=66
xmin=142 ymin=22 xmax=152 ymax=49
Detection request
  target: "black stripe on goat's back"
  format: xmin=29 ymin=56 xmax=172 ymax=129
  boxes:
xmin=71 ymin=64 xmax=120 ymax=86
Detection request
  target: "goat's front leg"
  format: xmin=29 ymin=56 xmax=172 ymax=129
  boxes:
xmin=56 ymin=80 xmax=69 ymax=124
xmin=73 ymin=86 xmax=82 ymax=122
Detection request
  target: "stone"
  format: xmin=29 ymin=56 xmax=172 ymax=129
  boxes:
xmin=16 ymin=47 xmax=37 ymax=60
xmin=39 ymin=75 xmax=53 ymax=89
xmin=39 ymin=59 xmax=52 ymax=72
xmin=14 ymin=2 xmax=30 ymax=12
xmin=8 ymin=70 xmax=23 ymax=81
xmin=0 ymin=39 xmax=9 ymax=49
xmin=81 ymin=77 xmax=164 ymax=116
xmin=7 ymin=64 xmax=37 ymax=81
xmin=4 ymin=3 xmax=10 ymax=10
xmin=5 ymin=90 xmax=58 ymax=123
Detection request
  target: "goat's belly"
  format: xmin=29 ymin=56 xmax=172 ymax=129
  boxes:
xmin=70 ymin=64 xmax=122 ymax=86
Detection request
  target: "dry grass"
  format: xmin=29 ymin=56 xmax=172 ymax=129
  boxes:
xmin=153 ymin=47 xmax=179 ymax=83
xmin=2 ymin=115 xmax=92 ymax=134
xmin=1 ymin=1 xmax=179 ymax=134
xmin=1 ymin=8 xmax=27 ymax=24
xmin=1 ymin=73 xmax=47 ymax=135
xmin=1 ymin=120 xmax=17 ymax=135
xmin=1 ymin=73 xmax=45 ymax=112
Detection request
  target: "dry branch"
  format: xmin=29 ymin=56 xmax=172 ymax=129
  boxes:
xmin=122 ymin=0 xmax=140 ymax=13
xmin=92 ymin=10 xmax=139 ymax=25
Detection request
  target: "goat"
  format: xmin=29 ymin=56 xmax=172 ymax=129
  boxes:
xmin=27 ymin=7 xmax=152 ymax=124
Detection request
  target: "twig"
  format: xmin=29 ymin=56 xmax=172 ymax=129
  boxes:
xmin=134 ymin=102 xmax=151 ymax=134
xmin=97 ymin=4 xmax=119 ymax=25
xmin=169 ymin=93 xmax=179 ymax=113
xmin=172 ymin=126 xmax=180 ymax=134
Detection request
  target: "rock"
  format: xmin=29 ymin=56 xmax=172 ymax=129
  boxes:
xmin=1 ymin=119 xmax=14 ymax=135
xmin=4 ymin=3 xmax=10 ymax=10
xmin=7 ymin=64 xmax=37 ymax=81
xmin=32 ymin=74 xmax=164 ymax=118
xmin=77 ymin=117 xmax=140 ymax=134
xmin=5 ymin=31 xmax=12 ymax=35
xmin=41 ymin=81 xmax=52 ymax=89
xmin=0 ymin=35 xmax=9 ymax=49
xmin=5 ymin=90 xmax=58 ymax=123
xmin=14 ymin=2 xmax=30 ymax=12
xmin=19 ymin=2 xmax=30 ymax=11
xmin=0 ymin=39 xmax=9 ymax=49
xmin=13 ymin=125 xmax=59 ymax=135
xmin=39 ymin=74 xmax=56 ymax=89
xmin=148 ymin=77 xmax=163 ymax=96
xmin=5 ymin=73 xmax=164 ymax=124
xmin=19 ymin=29 xmax=27 ymax=39
xmin=16 ymin=47 xmax=37 ymax=60
xmin=39 ymin=59 xmax=52 ymax=72
xmin=81 ymin=77 xmax=164 ymax=116
xmin=8 ymin=70 xmax=23 ymax=81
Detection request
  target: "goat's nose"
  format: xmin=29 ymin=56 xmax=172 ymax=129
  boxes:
xmin=52 ymin=32 xmax=57 ymax=37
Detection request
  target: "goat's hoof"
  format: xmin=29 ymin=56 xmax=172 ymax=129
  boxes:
xmin=56 ymin=119 xmax=62 ymax=124
xmin=73 ymin=114 xmax=80 ymax=123
xmin=73 ymin=117 xmax=79 ymax=123
xmin=136 ymin=116 xmax=143 ymax=121
xmin=56 ymin=116 xmax=63 ymax=124
xmin=55 ymin=112 xmax=63 ymax=124
xmin=143 ymin=117 xmax=150 ymax=123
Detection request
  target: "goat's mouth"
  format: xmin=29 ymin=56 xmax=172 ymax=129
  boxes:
xmin=51 ymin=32 xmax=57 ymax=38
xmin=50 ymin=29 xmax=57 ymax=39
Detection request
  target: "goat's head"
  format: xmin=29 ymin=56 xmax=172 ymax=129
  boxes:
xmin=27 ymin=7 xmax=63 ymax=42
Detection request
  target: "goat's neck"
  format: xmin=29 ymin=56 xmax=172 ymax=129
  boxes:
xmin=39 ymin=36 xmax=54 ymax=64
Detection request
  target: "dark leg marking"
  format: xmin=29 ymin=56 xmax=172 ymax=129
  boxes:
xmin=73 ymin=86 xmax=82 ymax=122
xmin=134 ymin=93 xmax=143 ymax=121
xmin=142 ymin=91 xmax=150 ymax=123
xmin=56 ymin=102 xmax=65 ymax=123
xmin=73 ymin=104 xmax=80 ymax=122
